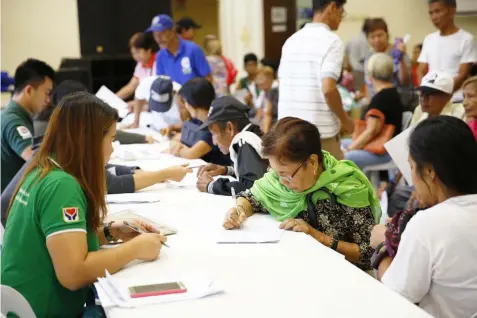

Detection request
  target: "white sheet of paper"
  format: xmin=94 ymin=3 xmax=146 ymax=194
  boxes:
xmin=96 ymin=86 xmax=129 ymax=118
xmin=379 ymin=191 xmax=389 ymax=224
xmin=106 ymin=192 xmax=160 ymax=204
xmin=384 ymin=128 xmax=413 ymax=185
xmin=217 ymin=228 xmax=283 ymax=244
xmin=95 ymin=272 xmax=223 ymax=308
xmin=104 ymin=209 xmax=177 ymax=235
xmin=122 ymin=127 xmax=167 ymax=143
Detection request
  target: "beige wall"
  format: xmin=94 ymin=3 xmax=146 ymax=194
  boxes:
xmin=1 ymin=0 xmax=81 ymax=74
xmin=1 ymin=0 xmax=475 ymax=75
xmin=172 ymin=0 xmax=219 ymax=50
xmin=336 ymin=0 xmax=477 ymax=50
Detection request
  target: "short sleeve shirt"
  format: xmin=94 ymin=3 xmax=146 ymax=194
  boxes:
xmin=133 ymin=53 xmax=157 ymax=82
xmin=278 ymin=23 xmax=344 ymax=138
xmin=418 ymin=29 xmax=477 ymax=77
xmin=382 ymin=195 xmax=477 ymax=317
xmin=180 ymin=118 xmax=231 ymax=166
xmin=206 ymin=55 xmax=228 ymax=97
xmin=1 ymin=168 xmax=99 ymax=318
xmin=365 ymin=87 xmax=403 ymax=137
xmin=156 ymin=39 xmax=211 ymax=85
xmin=1 ymin=100 xmax=34 ymax=191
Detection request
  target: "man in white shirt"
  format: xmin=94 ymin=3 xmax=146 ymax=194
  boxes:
xmin=418 ymin=0 xmax=477 ymax=101
xmin=410 ymin=71 xmax=465 ymax=125
xmin=278 ymin=0 xmax=353 ymax=160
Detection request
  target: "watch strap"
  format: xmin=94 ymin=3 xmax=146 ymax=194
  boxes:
xmin=104 ymin=221 xmax=117 ymax=243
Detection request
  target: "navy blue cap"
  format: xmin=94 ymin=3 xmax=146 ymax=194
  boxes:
xmin=200 ymin=96 xmax=249 ymax=130
xmin=146 ymin=14 xmax=174 ymax=33
xmin=149 ymin=76 xmax=173 ymax=113
xmin=176 ymin=17 xmax=201 ymax=29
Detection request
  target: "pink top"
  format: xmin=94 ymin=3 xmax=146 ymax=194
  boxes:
xmin=469 ymin=119 xmax=477 ymax=141
xmin=133 ymin=53 xmax=157 ymax=82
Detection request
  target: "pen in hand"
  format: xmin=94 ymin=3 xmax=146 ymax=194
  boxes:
xmin=231 ymin=187 xmax=242 ymax=228
xmin=123 ymin=221 xmax=170 ymax=248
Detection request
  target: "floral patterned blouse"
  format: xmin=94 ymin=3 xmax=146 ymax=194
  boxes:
xmin=240 ymin=190 xmax=375 ymax=270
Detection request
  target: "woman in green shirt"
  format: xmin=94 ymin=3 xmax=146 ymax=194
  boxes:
xmin=223 ymin=117 xmax=380 ymax=270
xmin=1 ymin=92 xmax=167 ymax=318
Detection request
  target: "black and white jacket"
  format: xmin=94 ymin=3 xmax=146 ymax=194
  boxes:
xmin=207 ymin=123 xmax=268 ymax=196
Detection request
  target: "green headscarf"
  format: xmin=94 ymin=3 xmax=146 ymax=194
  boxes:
xmin=250 ymin=151 xmax=381 ymax=223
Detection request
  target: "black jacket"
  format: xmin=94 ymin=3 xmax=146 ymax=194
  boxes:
xmin=208 ymin=124 xmax=267 ymax=196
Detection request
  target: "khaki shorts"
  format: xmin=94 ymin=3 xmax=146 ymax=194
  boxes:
xmin=321 ymin=135 xmax=344 ymax=160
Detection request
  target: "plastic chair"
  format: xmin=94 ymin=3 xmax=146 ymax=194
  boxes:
xmin=1 ymin=285 xmax=36 ymax=318
xmin=0 ymin=222 xmax=4 ymax=248
xmin=363 ymin=111 xmax=414 ymax=187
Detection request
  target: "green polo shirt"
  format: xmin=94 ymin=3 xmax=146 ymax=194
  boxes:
xmin=1 ymin=100 xmax=34 ymax=191
xmin=1 ymin=167 xmax=99 ymax=318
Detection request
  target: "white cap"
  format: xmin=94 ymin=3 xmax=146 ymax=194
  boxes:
xmin=419 ymin=71 xmax=454 ymax=95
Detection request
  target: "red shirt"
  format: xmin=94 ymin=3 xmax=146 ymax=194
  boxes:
xmin=469 ymin=119 xmax=477 ymax=141
xmin=133 ymin=53 xmax=157 ymax=81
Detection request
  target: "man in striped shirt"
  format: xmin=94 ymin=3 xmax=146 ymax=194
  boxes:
xmin=278 ymin=0 xmax=353 ymax=160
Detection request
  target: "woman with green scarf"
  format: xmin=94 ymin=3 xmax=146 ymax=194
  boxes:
xmin=224 ymin=117 xmax=381 ymax=270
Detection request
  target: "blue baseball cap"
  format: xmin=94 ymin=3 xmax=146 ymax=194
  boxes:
xmin=149 ymin=76 xmax=173 ymax=113
xmin=146 ymin=14 xmax=174 ymax=33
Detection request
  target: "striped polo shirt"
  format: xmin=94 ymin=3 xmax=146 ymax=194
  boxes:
xmin=278 ymin=23 xmax=344 ymax=138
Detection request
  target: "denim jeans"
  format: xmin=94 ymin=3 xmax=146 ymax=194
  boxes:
xmin=341 ymin=139 xmax=392 ymax=170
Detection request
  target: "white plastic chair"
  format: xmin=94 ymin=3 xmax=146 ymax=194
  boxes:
xmin=363 ymin=111 xmax=414 ymax=187
xmin=1 ymin=285 xmax=36 ymax=318
xmin=0 ymin=222 xmax=4 ymax=248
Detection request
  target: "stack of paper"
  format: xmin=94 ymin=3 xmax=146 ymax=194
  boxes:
xmin=95 ymin=271 xmax=223 ymax=308
xmin=217 ymin=228 xmax=284 ymax=244
xmin=104 ymin=209 xmax=177 ymax=236
xmin=167 ymin=174 xmax=237 ymax=189
xmin=96 ymin=86 xmax=129 ymax=118
xmin=122 ymin=128 xmax=168 ymax=143
xmin=113 ymin=145 xmax=166 ymax=161
xmin=106 ymin=193 xmax=160 ymax=204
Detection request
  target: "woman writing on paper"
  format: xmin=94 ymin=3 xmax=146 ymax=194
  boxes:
xmin=1 ymin=92 xmax=167 ymax=318
xmin=1 ymin=80 xmax=192 ymax=221
xmin=223 ymin=117 xmax=380 ymax=270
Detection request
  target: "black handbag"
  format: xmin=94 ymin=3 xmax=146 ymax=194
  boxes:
xmin=305 ymin=188 xmax=337 ymax=229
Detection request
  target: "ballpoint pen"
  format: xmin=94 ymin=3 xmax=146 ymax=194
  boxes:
xmin=231 ymin=187 xmax=242 ymax=228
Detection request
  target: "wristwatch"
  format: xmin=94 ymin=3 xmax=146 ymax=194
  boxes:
xmin=371 ymin=242 xmax=389 ymax=270
xmin=104 ymin=221 xmax=117 ymax=243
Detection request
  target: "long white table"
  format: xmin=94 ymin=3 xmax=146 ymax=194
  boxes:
xmin=105 ymin=141 xmax=432 ymax=318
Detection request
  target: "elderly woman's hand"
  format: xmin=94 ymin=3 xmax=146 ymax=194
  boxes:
xmin=223 ymin=207 xmax=248 ymax=230
xmin=370 ymin=224 xmax=387 ymax=249
xmin=280 ymin=218 xmax=312 ymax=234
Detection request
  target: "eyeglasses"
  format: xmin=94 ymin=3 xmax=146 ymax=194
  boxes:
xmin=271 ymin=159 xmax=307 ymax=183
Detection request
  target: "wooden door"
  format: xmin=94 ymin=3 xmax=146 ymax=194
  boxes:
xmin=263 ymin=0 xmax=297 ymax=62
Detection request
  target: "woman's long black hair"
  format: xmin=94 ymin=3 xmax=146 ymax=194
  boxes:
xmin=409 ymin=116 xmax=477 ymax=195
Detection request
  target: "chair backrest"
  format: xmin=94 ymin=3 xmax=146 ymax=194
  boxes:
xmin=0 ymin=222 xmax=4 ymax=247
xmin=402 ymin=111 xmax=413 ymax=130
xmin=1 ymin=285 xmax=36 ymax=318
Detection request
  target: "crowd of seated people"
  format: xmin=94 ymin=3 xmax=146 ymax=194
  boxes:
xmin=1 ymin=0 xmax=477 ymax=317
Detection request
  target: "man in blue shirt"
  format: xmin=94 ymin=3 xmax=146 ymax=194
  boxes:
xmin=146 ymin=14 xmax=211 ymax=85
